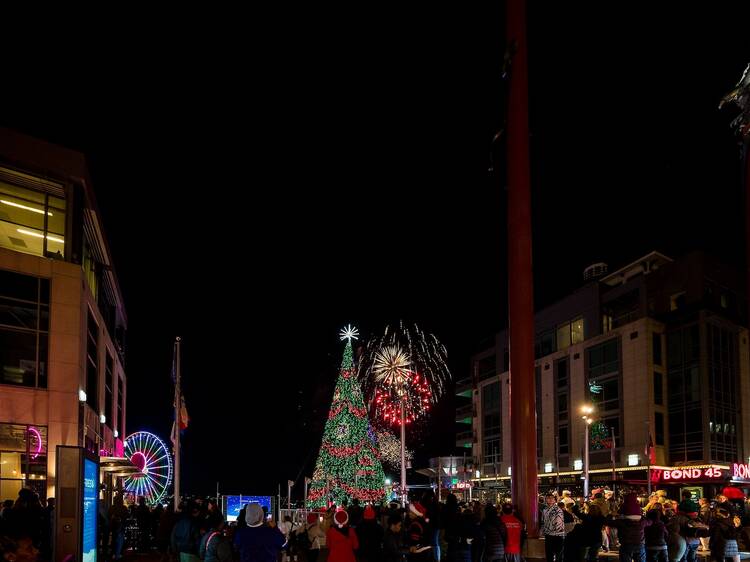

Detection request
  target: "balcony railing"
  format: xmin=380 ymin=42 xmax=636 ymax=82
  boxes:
xmin=455 ymin=377 xmax=473 ymax=396
xmin=455 ymin=403 xmax=473 ymax=421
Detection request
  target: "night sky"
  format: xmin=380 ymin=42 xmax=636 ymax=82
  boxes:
xmin=2 ymin=5 xmax=749 ymax=498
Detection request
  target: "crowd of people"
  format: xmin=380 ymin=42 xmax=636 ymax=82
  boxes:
xmin=2 ymin=485 xmax=750 ymax=562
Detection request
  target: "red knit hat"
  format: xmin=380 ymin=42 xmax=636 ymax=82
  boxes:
xmin=364 ymin=506 xmax=376 ymax=520
xmin=334 ymin=509 xmax=349 ymax=527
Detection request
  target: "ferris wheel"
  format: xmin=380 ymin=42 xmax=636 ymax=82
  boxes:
xmin=122 ymin=431 xmax=173 ymax=506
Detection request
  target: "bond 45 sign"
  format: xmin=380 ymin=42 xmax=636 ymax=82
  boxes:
xmin=661 ymin=467 xmax=724 ymax=481
xmin=732 ymin=463 xmax=750 ymax=479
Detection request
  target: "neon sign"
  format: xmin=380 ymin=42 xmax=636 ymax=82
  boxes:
xmin=28 ymin=427 xmax=42 ymax=459
xmin=661 ymin=467 xmax=723 ymax=481
xmin=452 ymin=481 xmax=472 ymax=489
xmin=732 ymin=463 xmax=750 ymax=479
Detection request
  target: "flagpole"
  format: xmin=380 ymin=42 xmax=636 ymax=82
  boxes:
xmin=610 ymin=427 xmax=616 ymax=496
xmin=646 ymin=419 xmax=651 ymax=496
xmin=174 ymin=337 xmax=181 ymax=512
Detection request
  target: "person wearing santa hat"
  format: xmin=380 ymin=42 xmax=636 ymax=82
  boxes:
xmin=356 ymin=506 xmax=384 ymax=562
xmin=326 ymin=509 xmax=359 ymax=562
xmin=304 ymin=512 xmax=326 ymax=562
xmin=407 ymin=502 xmax=433 ymax=562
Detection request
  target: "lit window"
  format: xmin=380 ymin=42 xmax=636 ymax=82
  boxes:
xmin=544 ymin=463 xmax=553 ymax=473
xmin=574 ymin=459 xmax=583 ymax=470
xmin=571 ymin=318 xmax=584 ymax=344
xmin=507 ymin=467 xmax=512 ymax=476
xmin=628 ymin=454 xmax=639 ymax=466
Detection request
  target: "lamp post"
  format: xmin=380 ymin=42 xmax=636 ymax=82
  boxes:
xmin=581 ymin=405 xmax=594 ymax=499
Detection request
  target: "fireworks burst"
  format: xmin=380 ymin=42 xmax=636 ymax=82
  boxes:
xmin=360 ymin=321 xmax=451 ymax=427
xmin=373 ymin=345 xmax=412 ymax=387
xmin=375 ymin=429 xmax=414 ymax=469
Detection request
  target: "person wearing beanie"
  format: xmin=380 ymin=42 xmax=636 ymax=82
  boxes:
xmin=232 ymin=503 xmax=285 ymax=562
xmin=303 ymin=513 xmax=326 ymax=562
xmin=356 ymin=505 xmax=384 ymax=562
xmin=607 ymin=493 xmax=652 ymax=562
xmin=326 ymin=509 xmax=359 ymax=562
xmin=709 ymin=508 xmax=741 ymax=562
xmin=672 ymin=500 xmax=709 ymax=562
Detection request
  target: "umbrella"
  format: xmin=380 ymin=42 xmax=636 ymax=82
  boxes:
xmin=722 ymin=486 xmax=745 ymax=499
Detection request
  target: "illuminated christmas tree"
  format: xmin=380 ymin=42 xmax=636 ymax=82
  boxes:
xmin=307 ymin=326 xmax=386 ymax=507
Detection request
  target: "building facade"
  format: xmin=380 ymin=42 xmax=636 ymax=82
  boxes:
xmin=457 ymin=251 xmax=750 ymax=498
xmin=0 ymin=129 xmax=128 ymax=499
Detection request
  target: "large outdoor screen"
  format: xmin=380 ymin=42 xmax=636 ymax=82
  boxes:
xmin=82 ymin=458 xmax=98 ymax=562
xmin=225 ymin=495 xmax=272 ymax=522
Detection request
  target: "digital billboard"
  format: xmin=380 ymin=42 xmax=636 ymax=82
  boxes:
xmin=224 ymin=495 xmax=272 ymax=522
xmin=82 ymin=458 xmax=98 ymax=562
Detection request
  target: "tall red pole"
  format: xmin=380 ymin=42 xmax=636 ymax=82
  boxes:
xmin=506 ymin=0 xmax=539 ymax=538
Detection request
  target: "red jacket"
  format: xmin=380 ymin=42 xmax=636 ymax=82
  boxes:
xmin=326 ymin=526 xmax=359 ymax=562
xmin=501 ymin=514 xmax=522 ymax=554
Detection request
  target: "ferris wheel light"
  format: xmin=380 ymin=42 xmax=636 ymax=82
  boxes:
xmin=123 ymin=431 xmax=173 ymax=506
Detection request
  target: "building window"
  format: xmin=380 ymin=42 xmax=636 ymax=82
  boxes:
xmin=653 ymin=333 xmax=662 ymax=366
xmin=0 ymin=270 xmax=49 ymax=388
xmin=654 ymin=372 xmax=663 ymax=406
xmin=571 ymin=318 xmax=584 ymax=344
xmin=86 ymin=311 xmax=99 ymax=411
xmin=536 ymin=366 xmax=542 ymax=459
xmin=0 ymin=175 xmax=66 ymax=259
xmin=667 ymin=325 xmax=703 ymax=461
xmin=587 ymin=339 xmax=619 ymax=379
xmin=482 ymin=381 xmax=501 ymax=464
xmin=557 ymin=323 xmax=571 ymax=351
xmin=104 ymin=352 xmax=113 ymax=429
xmin=706 ymin=323 xmax=739 ymax=461
xmin=483 ymin=438 xmax=500 ymax=466
xmin=602 ymin=314 xmax=613 ymax=334
xmin=557 ymin=317 xmax=585 ymax=351
xmin=0 ymin=423 xmax=47 ymax=499
xmin=655 ymin=412 xmax=665 ymax=446
xmin=535 ymin=330 xmax=555 ymax=358
xmin=117 ymin=376 xmax=125 ymax=438
xmin=555 ymin=358 xmax=570 ymax=456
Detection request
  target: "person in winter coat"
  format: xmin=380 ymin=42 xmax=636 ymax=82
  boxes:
xmin=304 ymin=513 xmax=326 ymax=562
xmin=709 ymin=508 xmax=741 ymax=562
xmin=443 ymin=504 xmax=474 ymax=562
xmin=232 ymin=503 xmax=285 ymax=562
xmin=407 ymin=503 xmax=434 ymax=562
xmin=199 ymin=517 xmax=232 ymax=562
xmin=663 ymin=508 xmax=685 ymax=562
xmin=481 ymin=505 xmax=507 ymax=562
xmin=500 ymin=504 xmax=523 ymax=562
xmin=606 ymin=493 xmax=651 ymax=562
xmin=572 ymin=503 xmax=606 ymax=562
xmin=326 ymin=509 xmax=359 ymax=562
xmin=541 ymin=493 xmax=566 ymax=562
xmin=356 ymin=506 xmax=384 ymax=562
xmin=675 ymin=499 xmax=708 ymax=562
xmin=172 ymin=501 xmax=203 ymax=562
xmin=698 ymin=498 xmax=712 ymax=552
xmin=644 ymin=509 xmax=668 ymax=562
xmin=384 ymin=514 xmax=407 ymax=562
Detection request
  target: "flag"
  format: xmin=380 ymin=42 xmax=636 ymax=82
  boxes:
xmin=645 ymin=431 xmax=655 ymax=464
xmin=610 ymin=428 xmax=616 ymax=465
xmin=170 ymin=420 xmax=177 ymax=447
xmin=179 ymin=396 xmax=189 ymax=430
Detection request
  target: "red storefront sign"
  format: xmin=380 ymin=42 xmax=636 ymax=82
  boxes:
xmin=732 ymin=463 xmax=750 ymax=479
xmin=660 ymin=467 xmax=724 ymax=481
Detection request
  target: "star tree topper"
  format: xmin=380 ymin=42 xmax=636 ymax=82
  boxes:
xmin=340 ymin=324 xmax=359 ymax=343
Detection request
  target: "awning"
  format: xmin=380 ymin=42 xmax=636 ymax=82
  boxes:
xmin=99 ymin=456 xmax=140 ymax=477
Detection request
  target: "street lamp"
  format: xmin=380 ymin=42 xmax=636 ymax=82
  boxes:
xmin=581 ymin=405 xmax=595 ymax=498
